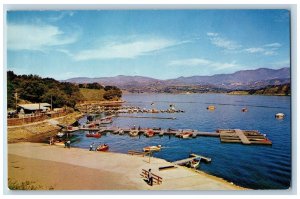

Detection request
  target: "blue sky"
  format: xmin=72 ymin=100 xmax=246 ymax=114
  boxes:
xmin=7 ymin=10 xmax=290 ymax=80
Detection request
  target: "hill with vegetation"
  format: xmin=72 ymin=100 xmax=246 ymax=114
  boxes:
xmin=228 ymin=83 xmax=290 ymax=96
xmin=7 ymin=71 xmax=122 ymax=109
xmin=64 ymin=67 xmax=290 ymax=92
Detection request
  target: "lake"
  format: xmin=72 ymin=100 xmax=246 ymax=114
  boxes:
xmin=72 ymin=93 xmax=291 ymax=190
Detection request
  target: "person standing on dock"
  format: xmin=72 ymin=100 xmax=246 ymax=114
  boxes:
xmin=89 ymin=142 xmax=94 ymax=151
xmin=67 ymin=140 xmax=71 ymax=149
xmin=148 ymin=169 xmax=153 ymax=186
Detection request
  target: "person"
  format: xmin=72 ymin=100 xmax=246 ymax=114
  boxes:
xmin=148 ymin=169 xmax=153 ymax=186
xmin=89 ymin=142 xmax=94 ymax=151
xmin=67 ymin=140 xmax=71 ymax=149
xmin=64 ymin=140 xmax=67 ymax=148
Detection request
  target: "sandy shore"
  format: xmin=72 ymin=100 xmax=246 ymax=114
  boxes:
xmin=7 ymin=142 xmax=246 ymax=191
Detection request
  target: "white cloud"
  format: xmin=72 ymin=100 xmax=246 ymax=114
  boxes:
xmin=48 ymin=11 xmax=75 ymax=22
xmin=169 ymin=58 xmax=238 ymax=69
xmin=264 ymin=43 xmax=282 ymax=48
xmin=74 ymin=38 xmax=178 ymax=61
xmin=207 ymin=32 xmax=241 ymax=50
xmin=244 ymin=48 xmax=265 ymax=53
xmin=244 ymin=42 xmax=281 ymax=56
xmin=206 ymin=32 xmax=218 ymax=37
xmin=7 ymin=23 xmax=77 ymax=51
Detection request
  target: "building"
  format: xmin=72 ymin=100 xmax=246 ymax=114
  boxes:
xmin=17 ymin=103 xmax=51 ymax=115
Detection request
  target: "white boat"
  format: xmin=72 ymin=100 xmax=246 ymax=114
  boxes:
xmin=129 ymin=130 xmax=139 ymax=137
xmin=143 ymin=145 xmax=162 ymax=152
xmin=56 ymin=132 xmax=65 ymax=138
xmin=119 ymin=129 xmax=124 ymax=135
xmin=275 ymin=113 xmax=285 ymax=119
xmin=188 ymin=158 xmax=201 ymax=168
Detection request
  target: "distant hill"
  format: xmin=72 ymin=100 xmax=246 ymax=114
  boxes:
xmin=228 ymin=83 xmax=290 ymax=96
xmin=64 ymin=67 xmax=290 ymax=93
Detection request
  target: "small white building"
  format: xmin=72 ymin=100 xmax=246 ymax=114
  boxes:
xmin=17 ymin=103 xmax=51 ymax=115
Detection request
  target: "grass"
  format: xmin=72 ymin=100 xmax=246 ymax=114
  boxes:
xmin=8 ymin=178 xmax=54 ymax=190
xmin=79 ymin=88 xmax=106 ymax=101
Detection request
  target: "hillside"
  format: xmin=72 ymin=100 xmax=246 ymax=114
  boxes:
xmin=64 ymin=67 xmax=290 ymax=92
xmin=79 ymin=88 xmax=106 ymax=101
xmin=228 ymin=83 xmax=291 ymax=96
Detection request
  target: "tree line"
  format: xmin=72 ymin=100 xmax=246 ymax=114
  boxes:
xmin=7 ymin=71 xmax=122 ymax=109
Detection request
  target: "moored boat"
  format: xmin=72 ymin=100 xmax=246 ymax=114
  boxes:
xmin=86 ymin=132 xmax=102 ymax=138
xmin=143 ymin=145 xmax=162 ymax=152
xmin=129 ymin=130 xmax=139 ymax=137
xmin=207 ymin=105 xmax=216 ymax=110
xmin=96 ymin=144 xmax=109 ymax=151
xmin=241 ymin=108 xmax=248 ymax=112
xmin=275 ymin=113 xmax=285 ymax=119
xmin=179 ymin=132 xmax=193 ymax=139
xmin=188 ymin=158 xmax=201 ymax=168
xmin=144 ymin=129 xmax=155 ymax=137
xmin=56 ymin=132 xmax=65 ymax=138
xmin=119 ymin=129 xmax=124 ymax=135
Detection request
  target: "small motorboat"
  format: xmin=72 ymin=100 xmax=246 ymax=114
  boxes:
xmin=64 ymin=126 xmax=79 ymax=132
xmin=96 ymin=144 xmax=109 ymax=151
xmin=188 ymin=158 xmax=201 ymax=168
xmin=119 ymin=129 xmax=125 ymax=135
xmin=129 ymin=130 xmax=139 ymax=137
xmin=100 ymin=118 xmax=113 ymax=124
xmin=207 ymin=105 xmax=216 ymax=110
xmin=86 ymin=132 xmax=102 ymax=138
xmin=56 ymin=132 xmax=65 ymax=138
xmin=179 ymin=132 xmax=193 ymax=139
xmin=143 ymin=145 xmax=162 ymax=152
xmin=241 ymin=108 xmax=248 ymax=112
xmin=275 ymin=113 xmax=285 ymax=119
xmin=144 ymin=129 xmax=154 ymax=137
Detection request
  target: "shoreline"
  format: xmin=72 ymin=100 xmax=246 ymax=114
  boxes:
xmin=7 ymin=112 xmax=83 ymax=143
xmin=7 ymin=142 xmax=247 ymax=191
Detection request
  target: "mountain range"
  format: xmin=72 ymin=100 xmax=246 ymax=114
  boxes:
xmin=64 ymin=67 xmax=290 ymax=93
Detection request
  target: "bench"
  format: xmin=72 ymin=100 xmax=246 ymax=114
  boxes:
xmin=140 ymin=169 xmax=163 ymax=185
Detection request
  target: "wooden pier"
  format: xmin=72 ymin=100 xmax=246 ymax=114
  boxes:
xmin=173 ymin=154 xmax=212 ymax=166
xmin=75 ymin=125 xmax=272 ymax=146
xmin=219 ymin=129 xmax=272 ymax=145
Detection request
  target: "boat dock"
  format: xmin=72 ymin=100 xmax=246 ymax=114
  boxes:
xmin=173 ymin=154 xmax=212 ymax=166
xmin=219 ymin=129 xmax=272 ymax=145
xmin=74 ymin=126 xmax=271 ymax=145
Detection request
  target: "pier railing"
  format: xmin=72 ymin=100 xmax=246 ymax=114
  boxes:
xmin=140 ymin=169 xmax=163 ymax=185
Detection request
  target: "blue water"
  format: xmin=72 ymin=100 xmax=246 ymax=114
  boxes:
xmin=72 ymin=93 xmax=291 ymax=190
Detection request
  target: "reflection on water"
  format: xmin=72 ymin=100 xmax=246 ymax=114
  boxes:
xmin=72 ymin=93 xmax=291 ymax=190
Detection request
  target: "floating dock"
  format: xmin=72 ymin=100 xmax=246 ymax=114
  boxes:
xmin=75 ymin=125 xmax=272 ymax=146
xmin=218 ymin=129 xmax=272 ymax=145
xmin=173 ymin=154 xmax=212 ymax=166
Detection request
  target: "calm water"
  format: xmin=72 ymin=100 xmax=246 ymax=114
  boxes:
xmin=72 ymin=93 xmax=291 ymax=190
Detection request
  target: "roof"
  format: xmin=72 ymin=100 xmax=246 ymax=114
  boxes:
xmin=18 ymin=103 xmax=51 ymax=111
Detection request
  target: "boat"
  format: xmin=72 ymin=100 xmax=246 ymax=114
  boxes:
xmin=56 ymin=132 xmax=65 ymax=138
xmin=119 ymin=129 xmax=125 ymax=135
xmin=129 ymin=130 xmax=139 ymax=137
xmin=96 ymin=144 xmax=109 ymax=151
xmin=275 ymin=113 xmax=285 ymax=119
xmin=241 ymin=108 xmax=248 ymax=112
xmin=207 ymin=105 xmax=216 ymax=110
xmin=144 ymin=129 xmax=155 ymax=137
xmin=188 ymin=158 xmax=201 ymax=168
xmin=143 ymin=145 xmax=162 ymax=152
xmin=64 ymin=126 xmax=79 ymax=132
xmin=86 ymin=132 xmax=102 ymax=138
xmin=100 ymin=118 xmax=113 ymax=124
xmin=179 ymin=132 xmax=193 ymax=139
